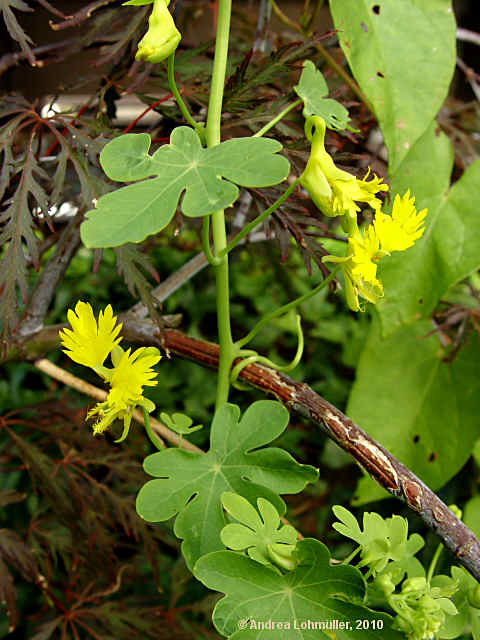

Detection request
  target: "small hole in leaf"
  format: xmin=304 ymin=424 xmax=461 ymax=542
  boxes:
xmin=361 ymin=22 xmax=368 ymax=32
xmin=413 ymin=435 xmax=420 ymax=444
xmin=372 ymin=4 xmax=381 ymax=14
xmin=428 ymin=452 xmax=438 ymax=463
xmin=418 ymin=298 xmax=424 ymax=304
xmin=376 ymin=71 xmax=385 ymax=78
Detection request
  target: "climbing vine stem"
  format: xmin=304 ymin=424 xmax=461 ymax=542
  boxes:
xmin=205 ymin=0 xmax=235 ymax=410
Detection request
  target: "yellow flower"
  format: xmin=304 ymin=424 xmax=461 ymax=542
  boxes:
xmin=374 ymin=190 xmax=427 ymax=253
xmin=300 ymin=116 xmax=388 ymax=218
xmin=342 ymin=261 xmax=384 ymax=312
xmin=134 ymin=0 xmax=181 ymax=63
xmin=88 ymin=346 xmax=161 ymax=437
xmin=323 ymin=225 xmax=384 ymax=312
xmin=59 ymin=301 xmax=122 ymax=369
xmin=349 ymin=225 xmax=384 ymax=284
xmin=110 ymin=346 xmax=161 ymax=404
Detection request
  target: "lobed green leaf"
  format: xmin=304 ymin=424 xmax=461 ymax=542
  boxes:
xmin=294 ymin=60 xmax=350 ymax=130
xmin=81 ymin=127 xmax=290 ymax=248
xmin=136 ymin=401 xmax=317 ymax=570
xmin=194 ymin=538 xmax=402 ymax=638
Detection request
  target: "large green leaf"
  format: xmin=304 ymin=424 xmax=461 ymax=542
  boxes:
xmin=329 ymin=0 xmax=456 ymax=173
xmin=136 ymin=401 xmax=317 ymax=569
xmin=81 ymin=128 xmax=290 ymax=248
xmin=377 ymin=125 xmax=480 ymax=335
xmin=347 ymin=319 xmax=480 ymax=505
xmin=194 ymin=539 xmax=402 ymax=638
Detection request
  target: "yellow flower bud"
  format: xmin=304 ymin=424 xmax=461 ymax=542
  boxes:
xmin=135 ymin=0 xmax=181 ymax=64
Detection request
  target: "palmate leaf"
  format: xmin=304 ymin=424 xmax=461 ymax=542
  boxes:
xmin=81 ymin=127 xmax=290 ymax=248
xmin=0 ymin=141 xmax=48 ymax=332
xmin=194 ymin=539 xmax=402 ymax=639
xmin=294 ymin=60 xmax=350 ymax=130
xmin=332 ymin=506 xmax=424 ymax=577
xmin=0 ymin=490 xmax=25 ymax=508
xmin=0 ymin=0 xmax=35 ymax=65
xmin=438 ymin=566 xmax=480 ymax=639
xmin=0 ymin=114 xmax=28 ymax=202
xmin=87 ymin=5 xmax=148 ymax=67
xmin=47 ymin=121 xmax=107 ymax=206
xmin=136 ymin=401 xmax=317 ymax=570
xmin=220 ymin=492 xmax=297 ymax=567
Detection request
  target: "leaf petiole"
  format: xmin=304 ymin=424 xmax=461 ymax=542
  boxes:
xmin=202 ymin=216 xmax=222 ymax=266
xmin=236 ymin=266 xmax=340 ymax=349
xmin=230 ymin=315 xmax=304 ymax=386
xmin=218 ymin=178 xmax=300 ymax=258
xmin=142 ymin=405 xmax=164 ymax=450
xmin=426 ymin=542 xmax=443 ymax=584
xmin=253 ymin=98 xmax=302 ymax=138
xmin=167 ymin=54 xmax=205 ymax=142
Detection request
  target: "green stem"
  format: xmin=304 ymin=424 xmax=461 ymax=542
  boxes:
xmin=167 ymin=54 xmax=205 ymax=138
xmin=205 ymin=0 xmax=234 ymax=410
xmin=219 ymin=179 xmax=300 ymax=258
xmin=426 ymin=543 xmax=443 ymax=584
xmin=305 ymin=0 xmax=324 ymax=31
xmin=230 ymin=314 xmax=304 ymax=384
xmin=342 ymin=545 xmax=361 ymax=565
xmin=236 ymin=266 xmax=339 ymax=349
xmin=253 ymin=99 xmax=302 ymax=138
xmin=202 ymin=216 xmax=221 ymax=266
xmin=142 ymin=406 xmax=164 ymax=451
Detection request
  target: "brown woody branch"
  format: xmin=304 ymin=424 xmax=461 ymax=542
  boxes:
xmin=18 ymin=212 xmax=83 ymax=337
xmin=49 ymin=0 xmax=121 ymax=31
xmin=4 ymin=317 xmax=480 ymax=582
xmin=0 ymin=38 xmax=80 ymax=76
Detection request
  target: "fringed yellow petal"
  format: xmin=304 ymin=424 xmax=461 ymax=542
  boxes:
xmin=59 ymin=301 xmax=122 ymax=369
xmin=374 ymin=190 xmax=427 ymax=253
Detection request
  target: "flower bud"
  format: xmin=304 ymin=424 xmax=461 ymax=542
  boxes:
xmin=135 ymin=0 xmax=181 ymax=64
xmin=266 ymin=543 xmax=298 ymax=571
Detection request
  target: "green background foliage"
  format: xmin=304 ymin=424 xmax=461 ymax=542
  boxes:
xmin=330 ymin=0 xmax=480 ymax=508
xmin=329 ymin=0 xmax=456 ymax=173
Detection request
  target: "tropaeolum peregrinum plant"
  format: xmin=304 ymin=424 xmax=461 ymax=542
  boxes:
xmin=55 ymin=1 xmax=478 ymax=638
